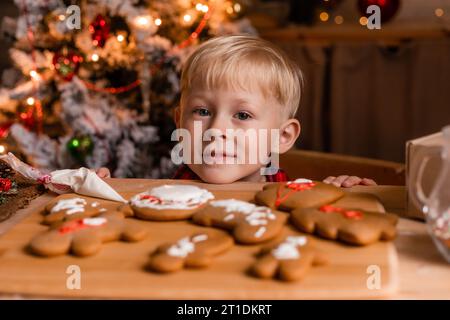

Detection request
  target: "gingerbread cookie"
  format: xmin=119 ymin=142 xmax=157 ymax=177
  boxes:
xmin=42 ymin=194 xmax=133 ymax=225
xmin=29 ymin=212 xmax=148 ymax=257
xmin=130 ymin=184 xmax=214 ymax=221
xmin=192 ymin=199 xmax=287 ymax=244
xmin=250 ymin=236 xmax=327 ymax=282
xmin=146 ymin=230 xmax=233 ymax=273
xmin=42 ymin=194 xmax=104 ymax=225
xmin=290 ymin=204 xmax=398 ymax=246
xmin=255 ymin=178 xmax=345 ymax=212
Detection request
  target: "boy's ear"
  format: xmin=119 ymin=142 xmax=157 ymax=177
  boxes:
xmin=174 ymin=106 xmax=181 ymax=128
xmin=278 ymin=118 xmax=301 ymax=154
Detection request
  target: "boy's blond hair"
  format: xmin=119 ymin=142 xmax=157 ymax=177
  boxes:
xmin=180 ymin=35 xmax=304 ymax=118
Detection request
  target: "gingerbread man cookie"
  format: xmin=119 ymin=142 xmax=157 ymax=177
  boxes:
xmin=192 ymin=199 xmax=287 ymax=244
xmin=146 ymin=230 xmax=233 ymax=273
xmin=250 ymin=236 xmax=327 ymax=282
xmin=130 ymin=184 xmax=214 ymax=221
xmin=29 ymin=212 xmax=148 ymax=257
xmin=254 ymin=178 xmax=345 ymax=212
xmin=42 ymin=194 xmax=104 ymax=225
xmin=290 ymin=204 xmax=398 ymax=246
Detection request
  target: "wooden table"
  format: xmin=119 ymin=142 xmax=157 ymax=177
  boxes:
xmin=0 ymin=180 xmax=449 ymax=299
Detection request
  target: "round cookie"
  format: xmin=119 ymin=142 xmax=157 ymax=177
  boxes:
xmin=192 ymin=199 xmax=287 ymax=244
xmin=254 ymin=178 xmax=345 ymax=212
xmin=130 ymin=184 xmax=214 ymax=221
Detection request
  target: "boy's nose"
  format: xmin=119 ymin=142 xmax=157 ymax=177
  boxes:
xmin=208 ymin=115 xmax=228 ymax=138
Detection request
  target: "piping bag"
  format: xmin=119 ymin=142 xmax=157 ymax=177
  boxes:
xmin=0 ymin=152 xmax=126 ymax=203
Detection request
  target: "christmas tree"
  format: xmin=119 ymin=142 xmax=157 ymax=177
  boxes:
xmin=0 ymin=0 xmax=255 ymax=178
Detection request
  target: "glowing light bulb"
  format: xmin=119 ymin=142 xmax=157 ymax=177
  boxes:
xmin=29 ymin=70 xmax=38 ymax=79
xmin=0 ymin=145 xmax=6 ymax=154
xmin=117 ymin=34 xmax=125 ymax=42
xmin=234 ymin=3 xmax=241 ymax=13
xmin=334 ymin=15 xmax=344 ymax=25
xmin=91 ymin=53 xmax=99 ymax=62
xmin=183 ymin=14 xmax=192 ymax=23
xmin=58 ymin=14 xmax=66 ymax=21
xmin=359 ymin=16 xmax=368 ymax=26
xmin=26 ymin=97 xmax=35 ymax=105
xmin=319 ymin=12 xmax=329 ymax=22
xmin=435 ymin=8 xmax=444 ymax=17
xmin=196 ymin=3 xmax=203 ymax=11
xmin=200 ymin=5 xmax=209 ymax=13
xmin=154 ymin=18 xmax=162 ymax=26
xmin=134 ymin=15 xmax=152 ymax=29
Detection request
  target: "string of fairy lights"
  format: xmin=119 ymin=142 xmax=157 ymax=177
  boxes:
xmin=317 ymin=0 xmax=447 ymax=26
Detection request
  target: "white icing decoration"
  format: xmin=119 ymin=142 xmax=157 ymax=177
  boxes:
xmin=166 ymin=234 xmax=209 ymax=257
xmin=254 ymin=226 xmax=267 ymax=238
xmin=99 ymin=208 xmax=107 ymax=212
xmin=271 ymin=236 xmax=308 ymax=260
xmin=210 ymin=199 xmax=256 ymax=214
xmin=223 ymin=213 xmax=235 ymax=221
xmin=130 ymin=185 xmax=214 ymax=210
xmin=167 ymin=237 xmax=195 ymax=257
xmin=192 ymin=234 xmax=208 ymax=242
xmin=51 ymin=198 xmax=87 ymax=215
xmin=211 ymin=199 xmax=276 ymax=228
xmin=91 ymin=202 xmax=100 ymax=207
xmin=82 ymin=217 xmax=107 ymax=226
xmin=287 ymin=178 xmax=313 ymax=185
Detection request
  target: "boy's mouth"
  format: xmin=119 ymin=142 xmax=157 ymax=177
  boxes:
xmin=210 ymin=150 xmax=237 ymax=158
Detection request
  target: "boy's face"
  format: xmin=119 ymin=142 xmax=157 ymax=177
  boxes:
xmin=177 ymin=87 xmax=285 ymax=183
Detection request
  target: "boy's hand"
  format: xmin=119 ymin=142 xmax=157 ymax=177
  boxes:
xmin=95 ymin=167 xmax=111 ymax=178
xmin=323 ymin=175 xmax=377 ymax=188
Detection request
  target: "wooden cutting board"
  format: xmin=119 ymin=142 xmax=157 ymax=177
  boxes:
xmin=0 ymin=179 xmax=398 ymax=299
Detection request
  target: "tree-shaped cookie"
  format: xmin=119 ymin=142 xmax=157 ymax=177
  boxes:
xmin=130 ymin=184 xmax=214 ymax=221
xmin=42 ymin=194 xmax=133 ymax=225
xmin=250 ymin=236 xmax=327 ymax=282
xmin=290 ymin=204 xmax=398 ymax=246
xmin=255 ymin=179 xmax=345 ymax=212
xmin=30 ymin=212 xmax=148 ymax=257
xmin=146 ymin=230 xmax=233 ymax=273
xmin=192 ymin=199 xmax=287 ymax=244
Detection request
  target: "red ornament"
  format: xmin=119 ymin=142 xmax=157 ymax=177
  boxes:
xmin=18 ymin=110 xmax=35 ymax=130
xmin=52 ymin=50 xmax=83 ymax=81
xmin=0 ymin=178 xmax=12 ymax=193
xmin=0 ymin=122 xmax=12 ymax=139
xmin=358 ymin=0 xmax=400 ymax=23
xmin=89 ymin=14 xmax=110 ymax=47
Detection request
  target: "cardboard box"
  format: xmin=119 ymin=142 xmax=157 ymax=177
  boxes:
xmin=406 ymin=131 xmax=444 ymax=220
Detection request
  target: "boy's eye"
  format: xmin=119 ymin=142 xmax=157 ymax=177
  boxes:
xmin=234 ymin=111 xmax=252 ymax=121
xmin=193 ymin=108 xmax=211 ymax=117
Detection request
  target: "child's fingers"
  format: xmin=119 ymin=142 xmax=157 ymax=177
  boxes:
xmin=361 ymin=178 xmax=377 ymax=186
xmin=331 ymin=175 xmax=349 ymax=187
xmin=95 ymin=167 xmax=111 ymax=178
xmin=342 ymin=176 xmax=362 ymax=188
xmin=323 ymin=176 xmax=336 ymax=184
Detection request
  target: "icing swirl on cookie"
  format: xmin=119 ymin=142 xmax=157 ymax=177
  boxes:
xmin=167 ymin=234 xmax=208 ymax=257
xmin=210 ymin=199 xmax=276 ymax=238
xmin=51 ymin=198 xmax=87 ymax=215
xmin=271 ymin=236 xmax=307 ymax=260
xmin=130 ymin=185 xmax=214 ymax=210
